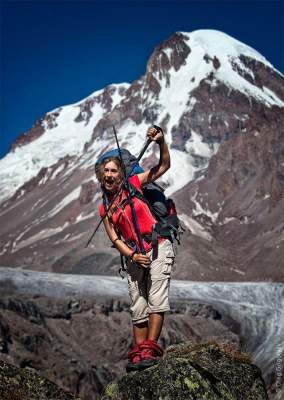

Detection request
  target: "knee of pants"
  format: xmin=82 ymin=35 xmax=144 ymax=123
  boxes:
xmin=130 ymin=295 xmax=149 ymax=322
xmin=128 ymin=280 xmax=148 ymax=321
xmin=148 ymin=277 xmax=171 ymax=312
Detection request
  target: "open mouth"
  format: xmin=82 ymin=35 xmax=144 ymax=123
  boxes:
xmin=104 ymin=178 xmax=116 ymax=190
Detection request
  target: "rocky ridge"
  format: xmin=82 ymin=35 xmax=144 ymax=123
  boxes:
xmin=0 ymin=292 xmax=239 ymax=400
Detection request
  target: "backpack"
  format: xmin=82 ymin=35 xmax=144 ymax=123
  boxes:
xmin=96 ymin=148 xmax=184 ymax=259
xmin=95 ymin=148 xmax=144 ymax=177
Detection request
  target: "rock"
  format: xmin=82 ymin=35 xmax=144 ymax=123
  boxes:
xmin=0 ymin=290 xmax=244 ymax=399
xmin=102 ymin=342 xmax=268 ymax=400
xmin=272 ymin=384 xmax=284 ymax=399
xmin=0 ymin=360 xmax=80 ymax=400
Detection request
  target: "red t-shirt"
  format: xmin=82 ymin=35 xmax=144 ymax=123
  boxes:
xmin=99 ymin=175 xmax=157 ymax=252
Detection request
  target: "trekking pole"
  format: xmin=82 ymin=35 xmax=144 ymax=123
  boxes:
xmin=85 ymin=205 xmax=111 ymax=248
xmin=85 ymin=131 xmax=153 ymax=248
xmin=135 ymin=138 xmax=151 ymax=164
xmin=126 ymin=125 xmax=161 ymax=175
xmin=113 ymin=125 xmax=146 ymax=254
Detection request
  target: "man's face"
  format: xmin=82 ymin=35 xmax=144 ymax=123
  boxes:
xmin=103 ymin=161 xmax=122 ymax=193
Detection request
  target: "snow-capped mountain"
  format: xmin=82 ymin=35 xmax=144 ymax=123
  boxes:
xmin=0 ymin=30 xmax=283 ymax=281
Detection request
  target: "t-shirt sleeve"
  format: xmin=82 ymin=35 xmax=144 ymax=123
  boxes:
xmin=99 ymin=203 xmax=105 ymax=218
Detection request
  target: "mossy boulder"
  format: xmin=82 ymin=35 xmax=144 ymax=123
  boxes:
xmin=102 ymin=342 xmax=268 ymax=400
xmin=0 ymin=360 xmax=80 ymax=400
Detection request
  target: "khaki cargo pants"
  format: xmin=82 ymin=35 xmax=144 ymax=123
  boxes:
xmin=126 ymin=239 xmax=175 ymax=324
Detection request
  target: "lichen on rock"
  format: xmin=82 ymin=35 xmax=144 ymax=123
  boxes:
xmin=102 ymin=342 xmax=268 ymax=400
xmin=0 ymin=360 xmax=80 ymax=400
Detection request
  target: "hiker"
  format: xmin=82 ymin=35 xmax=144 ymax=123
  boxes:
xmin=96 ymin=126 xmax=175 ymax=371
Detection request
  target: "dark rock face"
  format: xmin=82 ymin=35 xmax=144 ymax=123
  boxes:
xmin=0 ymin=293 xmax=240 ymax=400
xmin=11 ymin=110 xmax=62 ymax=151
xmin=171 ymin=113 xmax=192 ymax=151
xmin=172 ymin=105 xmax=284 ymax=280
xmin=79 ymin=181 xmax=97 ymax=205
xmin=146 ymin=32 xmax=191 ymax=81
xmin=238 ymin=55 xmax=284 ymax=100
xmin=0 ymin=360 xmax=79 ymax=400
xmin=11 ymin=121 xmax=45 ymax=151
xmin=75 ymin=85 xmax=129 ymax=126
xmin=102 ymin=342 xmax=268 ymax=400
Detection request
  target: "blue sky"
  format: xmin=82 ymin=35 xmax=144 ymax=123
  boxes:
xmin=1 ymin=0 xmax=283 ymax=159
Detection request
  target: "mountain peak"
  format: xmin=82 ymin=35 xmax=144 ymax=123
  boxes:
xmin=0 ymin=29 xmax=283 ymax=285
xmin=182 ymin=29 xmax=273 ymax=66
xmin=0 ymin=30 xmax=283 ymax=204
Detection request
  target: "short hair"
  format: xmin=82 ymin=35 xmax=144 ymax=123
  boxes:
xmin=96 ymin=156 xmax=122 ymax=183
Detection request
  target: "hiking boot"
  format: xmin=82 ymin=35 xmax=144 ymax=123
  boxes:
xmin=126 ymin=345 xmax=142 ymax=372
xmin=138 ymin=339 xmax=164 ymax=369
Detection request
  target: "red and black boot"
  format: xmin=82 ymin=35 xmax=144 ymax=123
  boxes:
xmin=138 ymin=339 xmax=164 ymax=369
xmin=126 ymin=345 xmax=142 ymax=372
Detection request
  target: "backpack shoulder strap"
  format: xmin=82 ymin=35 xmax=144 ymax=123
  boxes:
xmin=129 ymin=181 xmax=168 ymax=223
xmin=128 ymin=181 xmax=149 ymax=204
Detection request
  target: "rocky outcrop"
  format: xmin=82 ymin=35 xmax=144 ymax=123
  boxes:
xmin=11 ymin=121 xmax=45 ymax=152
xmin=75 ymin=85 xmax=129 ymax=126
xmin=11 ymin=110 xmax=62 ymax=152
xmin=0 ymin=288 xmax=241 ymax=400
xmin=0 ymin=360 xmax=79 ymax=400
xmin=102 ymin=342 xmax=268 ymax=400
xmin=272 ymin=384 xmax=284 ymax=400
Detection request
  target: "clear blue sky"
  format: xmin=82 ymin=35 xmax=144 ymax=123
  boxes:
xmin=1 ymin=0 xmax=283 ymax=159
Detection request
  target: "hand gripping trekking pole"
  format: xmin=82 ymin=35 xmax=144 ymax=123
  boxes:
xmin=85 ymin=133 xmax=153 ymax=248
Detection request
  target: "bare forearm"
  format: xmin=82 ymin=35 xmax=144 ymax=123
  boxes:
xmin=113 ymin=238 xmax=150 ymax=267
xmin=113 ymin=238 xmax=134 ymax=257
xmin=158 ymin=137 xmax=170 ymax=172
xmin=144 ymin=138 xmax=170 ymax=183
xmin=138 ymin=132 xmax=171 ymax=185
xmin=103 ymin=218 xmax=134 ymax=257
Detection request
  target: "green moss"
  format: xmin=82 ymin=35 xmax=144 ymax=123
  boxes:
xmin=184 ymin=377 xmax=199 ymax=390
xmin=0 ymin=361 xmax=79 ymax=400
xmin=104 ymin=383 xmax=118 ymax=399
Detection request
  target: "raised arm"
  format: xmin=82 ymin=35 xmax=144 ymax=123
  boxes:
xmin=137 ymin=126 xmax=170 ymax=186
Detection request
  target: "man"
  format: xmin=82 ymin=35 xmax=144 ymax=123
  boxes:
xmin=97 ymin=126 xmax=174 ymax=371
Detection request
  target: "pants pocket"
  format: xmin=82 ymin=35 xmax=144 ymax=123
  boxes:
xmin=162 ymin=255 xmax=174 ymax=275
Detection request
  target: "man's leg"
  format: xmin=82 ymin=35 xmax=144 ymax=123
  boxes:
xmin=137 ymin=312 xmax=165 ymax=368
xmin=148 ymin=312 xmax=164 ymax=341
xmin=133 ymin=321 xmax=148 ymax=345
xmin=133 ymin=312 xmax=164 ymax=344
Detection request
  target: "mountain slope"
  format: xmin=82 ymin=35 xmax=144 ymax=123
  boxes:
xmin=0 ymin=30 xmax=283 ymax=281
